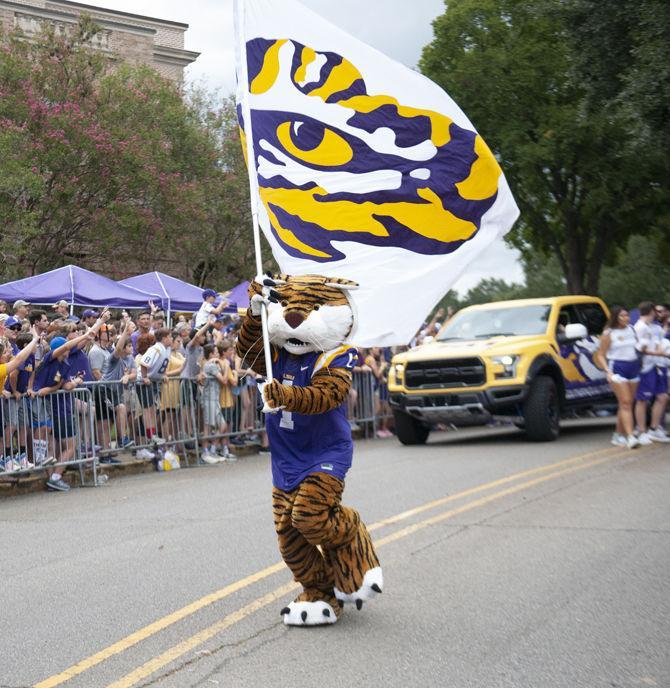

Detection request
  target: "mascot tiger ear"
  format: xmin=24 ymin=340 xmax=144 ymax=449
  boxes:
xmin=262 ymin=273 xmax=359 ymax=291
xmin=324 ymin=277 xmax=359 ymax=291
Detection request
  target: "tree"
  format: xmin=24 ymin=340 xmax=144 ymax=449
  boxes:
xmin=0 ymin=18 xmax=261 ymax=287
xmin=599 ymin=233 xmax=670 ymax=307
xmin=420 ymin=0 xmax=669 ymax=294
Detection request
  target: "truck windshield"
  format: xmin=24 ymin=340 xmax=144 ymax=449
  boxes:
xmin=436 ymin=305 xmax=552 ymax=341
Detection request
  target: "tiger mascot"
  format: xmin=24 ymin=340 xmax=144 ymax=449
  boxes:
xmin=235 ymin=273 xmax=382 ymax=626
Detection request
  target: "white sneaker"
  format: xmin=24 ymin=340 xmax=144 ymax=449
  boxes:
xmin=201 ymin=452 xmax=219 ymax=465
xmin=626 ymin=435 xmax=640 ymax=449
xmin=637 ymin=432 xmax=653 ymax=446
xmin=136 ymin=448 xmax=156 ymax=460
xmin=611 ymin=432 xmax=627 ymax=447
xmin=647 ymin=427 xmax=670 ymax=443
xmin=220 ymin=446 xmax=237 ymax=462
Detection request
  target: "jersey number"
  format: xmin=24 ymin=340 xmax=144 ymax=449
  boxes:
xmin=279 ymin=379 xmax=294 ymax=430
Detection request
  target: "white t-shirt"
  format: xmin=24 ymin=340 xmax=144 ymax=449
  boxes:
xmin=140 ymin=342 xmax=171 ymax=380
xmin=195 ymin=302 xmax=215 ymax=328
xmin=633 ymin=320 xmax=656 ymax=373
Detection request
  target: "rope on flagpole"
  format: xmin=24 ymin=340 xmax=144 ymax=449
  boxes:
xmin=234 ymin=0 xmax=274 ymax=381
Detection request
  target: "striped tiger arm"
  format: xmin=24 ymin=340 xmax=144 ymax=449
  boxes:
xmin=235 ymin=312 xmax=268 ymax=377
xmin=264 ymin=367 xmax=352 ymax=415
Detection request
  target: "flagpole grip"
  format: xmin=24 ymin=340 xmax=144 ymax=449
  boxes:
xmin=235 ymin=0 xmax=274 ymax=381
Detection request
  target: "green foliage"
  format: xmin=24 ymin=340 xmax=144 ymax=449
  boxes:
xmin=420 ymin=0 xmax=669 ymax=294
xmin=0 ymin=18 xmax=260 ymax=288
xmin=599 ymin=233 xmax=670 ymax=308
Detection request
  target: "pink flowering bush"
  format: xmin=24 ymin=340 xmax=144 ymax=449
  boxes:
xmin=0 ymin=17 xmax=256 ymax=286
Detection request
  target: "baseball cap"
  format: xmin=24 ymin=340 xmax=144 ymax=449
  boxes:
xmin=5 ymin=316 xmax=21 ymax=329
xmin=50 ymin=336 xmax=67 ymax=351
xmin=202 ymin=288 xmax=217 ymax=299
xmin=53 ymin=299 xmax=68 ymax=308
xmin=13 ymin=299 xmax=30 ymax=308
xmin=82 ymin=309 xmax=99 ymax=318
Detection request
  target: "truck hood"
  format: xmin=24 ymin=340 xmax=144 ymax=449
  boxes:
xmin=397 ymin=336 xmax=548 ymax=362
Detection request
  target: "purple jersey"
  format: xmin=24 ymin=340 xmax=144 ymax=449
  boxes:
xmin=267 ymin=346 xmax=358 ymax=492
xmin=34 ymin=351 xmax=72 ymax=415
xmin=32 ymin=351 xmax=63 ymax=392
xmin=15 ymin=354 xmax=35 ymax=394
xmin=65 ymin=348 xmax=94 ymax=382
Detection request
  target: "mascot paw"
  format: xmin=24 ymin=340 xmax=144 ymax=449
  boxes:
xmin=257 ymin=379 xmax=286 ymax=415
xmin=280 ymin=600 xmax=338 ymax=626
xmin=334 ymin=566 xmax=384 ymax=610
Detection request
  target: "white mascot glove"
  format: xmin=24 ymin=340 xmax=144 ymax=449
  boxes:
xmin=250 ymin=293 xmax=266 ymax=317
xmin=250 ymin=276 xmax=278 ymax=317
xmin=257 ymin=379 xmax=286 ymax=415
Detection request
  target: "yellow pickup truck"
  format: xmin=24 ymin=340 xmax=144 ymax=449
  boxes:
xmin=388 ymin=296 xmax=612 ymax=444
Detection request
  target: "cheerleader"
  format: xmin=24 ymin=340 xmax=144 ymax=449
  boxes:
xmin=595 ymin=306 xmax=640 ymax=449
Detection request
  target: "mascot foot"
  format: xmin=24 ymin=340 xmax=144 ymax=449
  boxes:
xmin=280 ymin=599 xmax=339 ymax=626
xmin=334 ymin=566 xmax=384 ymax=609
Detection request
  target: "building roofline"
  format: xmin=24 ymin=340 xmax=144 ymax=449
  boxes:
xmin=47 ymin=0 xmax=189 ymax=29
xmin=0 ymin=1 xmax=159 ymax=35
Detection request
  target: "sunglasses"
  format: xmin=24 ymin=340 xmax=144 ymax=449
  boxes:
xmin=8 ymin=325 xmax=21 ymax=331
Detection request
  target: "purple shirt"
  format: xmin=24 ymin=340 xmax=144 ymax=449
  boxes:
xmin=65 ymin=348 xmax=94 ymax=382
xmin=267 ymin=347 xmax=357 ymax=492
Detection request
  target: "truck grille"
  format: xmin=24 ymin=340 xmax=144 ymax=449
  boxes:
xmin=404 ymin=358 xmax=486 ymax=389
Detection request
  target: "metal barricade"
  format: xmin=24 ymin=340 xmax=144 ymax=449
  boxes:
xmin=348 ymin=369 xmax=377 ymax=438
xmin=1 ymin=367 xmax=397 ymax=488
xmin=82 ymin=378 xmax=201 ymax=466
xmin=0 ymin=388 xmax=99 ymax=486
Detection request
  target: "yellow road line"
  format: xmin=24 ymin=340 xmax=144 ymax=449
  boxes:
xmin=32 ymin=563 xmax=286 ymax=688
xmin=104 ymin=449 xmax=625 ymax=688
xmin=367 ymin=446 xmax=617 ymax=532
xmin=34 ymin=446 xmax=621 ymax=688
xmin=105 ymin=582 xmax=300 ymax=688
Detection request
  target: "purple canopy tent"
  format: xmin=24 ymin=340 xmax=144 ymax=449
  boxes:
xmin=119 ymin=271 xmax=205 ymax=315
xmin=120 ymin=272 xmax=242 ymax=323
xmin=0 ymin=265 xmax=161 ymax=310
xmin=226 ymin=280 xmax=250 ymax=310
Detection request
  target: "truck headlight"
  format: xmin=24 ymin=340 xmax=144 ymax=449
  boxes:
xmin=490 ymin=355 xmax=519 ymax=379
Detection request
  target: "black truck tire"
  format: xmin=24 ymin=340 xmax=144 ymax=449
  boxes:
xmin=393 ymin=409 xmax=430 ymax=445
xmin=522 ymin=375 xmax=560 ymax=441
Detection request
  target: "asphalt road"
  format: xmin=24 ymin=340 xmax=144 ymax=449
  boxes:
xmin=1 ymin=420 xmax=669 ymax=688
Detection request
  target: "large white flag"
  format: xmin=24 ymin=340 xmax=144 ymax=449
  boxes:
xmin=234 ymin=0 xmax=519 ymax=346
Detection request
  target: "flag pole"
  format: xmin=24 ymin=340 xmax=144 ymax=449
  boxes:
xmin=234 ymin=0 xmax=274 ymax=381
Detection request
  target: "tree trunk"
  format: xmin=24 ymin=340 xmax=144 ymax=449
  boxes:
xmin=584 ymin=223 xmax=609 ymax=295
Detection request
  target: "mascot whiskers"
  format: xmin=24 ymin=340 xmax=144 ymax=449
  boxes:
xmin=236 ymin=273 xmax=383 ymax=626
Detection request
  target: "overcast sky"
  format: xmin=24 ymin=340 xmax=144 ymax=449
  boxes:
xmin=83 ymin=0 xmax=524 ymax=293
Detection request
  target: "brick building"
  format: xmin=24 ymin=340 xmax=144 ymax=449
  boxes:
xmin=0 ymin=0 xmax=199 ymax=82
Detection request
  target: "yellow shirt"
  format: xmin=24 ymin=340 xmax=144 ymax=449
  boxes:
xmin=219 ymin=359 xmax=238 ymax=409
xmin=0 ymin=363 xmax=6 ymax=390
xmin=160 ymin=352 xmax=186 ymax=410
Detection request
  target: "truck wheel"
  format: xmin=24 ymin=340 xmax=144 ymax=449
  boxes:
xmin=522 ymin=375 xmax=560 ymax=441
xmin=393 ymin=410 xmax=430 ymax=445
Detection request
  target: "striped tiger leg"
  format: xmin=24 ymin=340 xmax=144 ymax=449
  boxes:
xmin=292 ymin=473 xmax=383 ymax=609
xmin=272 ymin=484 xmax=342 ymax=624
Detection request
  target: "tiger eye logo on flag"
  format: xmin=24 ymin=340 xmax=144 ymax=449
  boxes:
xmin=241 ymin=38 xmax=503 ymax=263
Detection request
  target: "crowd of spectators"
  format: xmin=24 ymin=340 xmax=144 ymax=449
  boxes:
xmin=0 ymin=294 xmax=255 ymax=491
xmin=3 ymin=291 xmax=665 ymax=493
xmin=0 ymin=292 xmax=387 ymax=492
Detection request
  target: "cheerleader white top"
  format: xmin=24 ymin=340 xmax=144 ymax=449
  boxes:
xmin=604 ymin=326 xmax=638 ymax=362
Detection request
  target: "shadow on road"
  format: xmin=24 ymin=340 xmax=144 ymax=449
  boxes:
xmin=425 ymin=419 xmax=613 ymax=447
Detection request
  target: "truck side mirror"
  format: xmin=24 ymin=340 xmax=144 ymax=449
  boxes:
xmin=558 ymin=323 xmax=588 ymax=342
